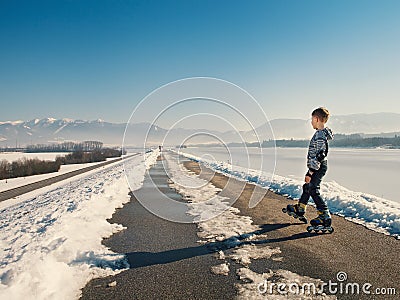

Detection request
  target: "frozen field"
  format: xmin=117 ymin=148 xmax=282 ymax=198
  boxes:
xmin=0 ymin=152 xmax=69 ymax=162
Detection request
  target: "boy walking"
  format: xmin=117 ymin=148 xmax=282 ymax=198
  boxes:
xmin=284 ymin=107 xmax=334 ymax=231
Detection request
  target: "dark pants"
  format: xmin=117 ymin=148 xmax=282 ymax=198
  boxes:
xmin=299 ymin=160 xmax=328 ymax=211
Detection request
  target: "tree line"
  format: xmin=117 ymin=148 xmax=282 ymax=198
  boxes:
xmin=218 ymin=134 xmax=400 ymax=148
xmin=0 ymin=158 xmax=62 ymax=180
xmin=26 ymin=141 xmax=104 ymax=152
xmin=56 ymin=148 xmax=122 ymax=165
xmin=260 ymin=135 xmax=400 ymax=148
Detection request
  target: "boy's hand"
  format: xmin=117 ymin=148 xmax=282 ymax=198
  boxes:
xmin=305 ymin=171 xmax=313 ymax=183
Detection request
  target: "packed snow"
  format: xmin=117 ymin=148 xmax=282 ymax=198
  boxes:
xmin=210 ymin=263 xmax=230 ymax=276
xmin=164 ymin=152 xmax=333 ymax=299
xmin=178 ymin=151 xmax=400 ymax=239
xmin=0 ymin=150 xmax=159 ymax=300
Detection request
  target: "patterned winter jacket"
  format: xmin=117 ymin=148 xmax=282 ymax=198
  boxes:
xmin=307 ymin=127 xmax=334 ymax=172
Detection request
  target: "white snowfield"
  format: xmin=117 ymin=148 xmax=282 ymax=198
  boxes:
xmin=0 ymin=156 xmax=122 ymax=193
xmin=165 ymin=153 xmax=334 ymax=299
xmin=178 ymin=151 xmax=400 ymax=240
xmin=0 ymin=150 xmax=159 ymax=300
xmin=0 ymin=152 xmax=69 ymax=163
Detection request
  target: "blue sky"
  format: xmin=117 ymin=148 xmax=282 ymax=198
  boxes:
xmin=0 ymin=0 xmax=399 ymax=124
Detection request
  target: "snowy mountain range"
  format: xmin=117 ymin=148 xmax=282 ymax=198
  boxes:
xmin=0 ymin=113 xmax=399 ymax=147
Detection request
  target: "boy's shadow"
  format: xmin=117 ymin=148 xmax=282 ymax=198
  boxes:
xmin=125 ymin=223 xmax=317 ymax=269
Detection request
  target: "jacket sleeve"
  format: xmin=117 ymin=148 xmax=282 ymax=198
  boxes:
xmin=307 ymin=132 xmax=327 ymax=172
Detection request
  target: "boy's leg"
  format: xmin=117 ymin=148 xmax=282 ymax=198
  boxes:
xmin=296 ymin=183 xmax=310 ymax=216
xmin=308 ymin=161 xmax=328 ymax=211
xmin=298 ymin=184 xmax=311 ymax=206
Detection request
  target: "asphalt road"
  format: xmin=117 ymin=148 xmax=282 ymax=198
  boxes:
xmin=80 ymin=156 xmax=238 ymax=300
xmin=81 ymin=155 xmax=399 ymax=299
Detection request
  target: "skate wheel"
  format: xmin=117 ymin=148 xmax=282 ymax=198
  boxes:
xmin=306 ymin=226 xmax=313 ymax=233
xmin=282 ymin=208 xmax=287 ymax=213
xmin=321 ymin=229 xmax=327 ymax=233
xmin=327 ymin=227 xmax=334 ymax=234
xmin=314 ymin=229 xmax=320 ymax=233
xmin=293 ymin=214 xmax=298 ymax=219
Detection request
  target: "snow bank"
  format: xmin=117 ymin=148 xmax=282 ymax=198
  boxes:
xmin=179 ymin=151 xmax=400 ymax=239
xmin=0 ymin=150 xmax=159 ymax=300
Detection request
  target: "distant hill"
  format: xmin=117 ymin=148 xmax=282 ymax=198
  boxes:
xmin=329 ymin=113 xmax=400 ymax=135
xmin=0 ymin=118 xmax=126 ymax=147
xmin=0 ymin=113 xmax=399 ymax=147
xmin=251 ymin=113 xmax=400 ymax=140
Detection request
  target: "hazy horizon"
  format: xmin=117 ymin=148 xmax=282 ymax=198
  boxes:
xmin=1 ymin=112 xmax=399 ymax=149
xmin=1 ymin=110 xmax=399 ymax=126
